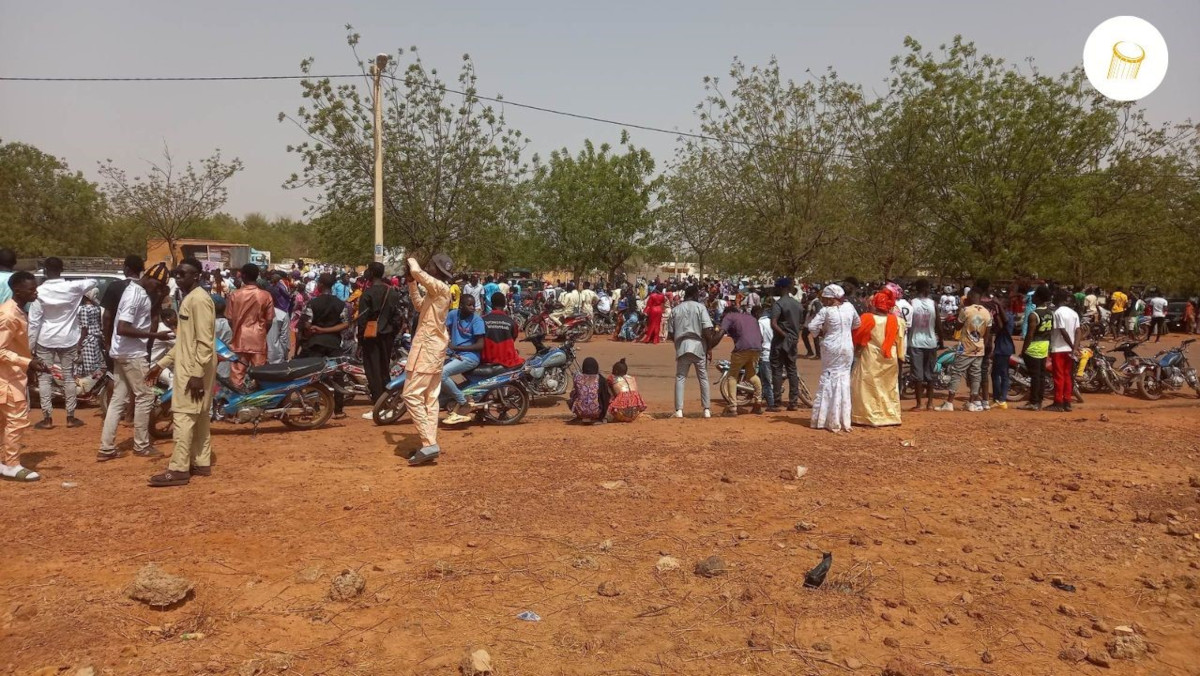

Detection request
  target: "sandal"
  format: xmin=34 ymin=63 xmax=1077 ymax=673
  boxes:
xmin=2 ymin=467 xmax=41 ymax=482
xmin=148 ymin=470 xmax=191 ymax=487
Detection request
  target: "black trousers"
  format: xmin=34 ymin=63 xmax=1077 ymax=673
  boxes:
xmin=770 ymin=345 xmax=799 ymax=406
xmin=298 ymin=343 xmax=345 ymax=413
xmin=360 ymin=334 xmax=394 ymax=403
xmin=801 ymin=328 xmax=819 ymax=357
xmin=1023 ymin=354 xmax=1045 ymax=407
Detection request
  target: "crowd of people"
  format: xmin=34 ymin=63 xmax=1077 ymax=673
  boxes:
xmin=1 ymin=242 xmax=1195 ymax=483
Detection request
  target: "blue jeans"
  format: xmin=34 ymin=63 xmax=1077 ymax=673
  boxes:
xmin=441 ymin=354 xmax=480 ymax=405
xmin=757 ymin=355 xmax=775 ymax=407
xmin=991 ymin=353 xmax=1012 ymax=402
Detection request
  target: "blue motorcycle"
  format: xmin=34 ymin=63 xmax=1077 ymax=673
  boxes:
xmin=150 ymin=338 xmax=337 ymax=437
xmin=371 ymin=356 xmax=531 ymax=427
xmin=522 ymin=337 xmax=578 ymax=398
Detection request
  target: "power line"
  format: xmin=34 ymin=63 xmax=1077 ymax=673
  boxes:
xmin=0 ymin=74 xmax=362 ymax=82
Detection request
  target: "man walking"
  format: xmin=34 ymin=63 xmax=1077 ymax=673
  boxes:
xmin=768 ymin=279 xmax=804 ymax=412
xmin=147 ymin=258 xmax=217 ymax=487
xmin=403 ymin=255 xmax=455 ymax=466
xmin=267 ymin=270 xmax=293 ymax=363
xmin=719 ymin=304 xmax=764 ymax=416
xmin=297 ymin=273 xmax=349 ymax=418
xmin=98 ymin=263 xmax=171 ymax=461
xmin=226 ymin=264 xmax=274 ymax=387
xmin=670 ymin=285 xmax=713 ymax=419
xmin=938 ymin=289 xmax=991 ymax=412
xmin=28 ymin=257 xmax=96 ymax=429
xmin=1047 ymin=288 xmax=1081 ymax=412
xmin=1 ymin=272 xmax=51 ymax=482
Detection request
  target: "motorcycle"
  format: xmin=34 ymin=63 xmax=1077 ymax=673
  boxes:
xmin=371 ymin=357 xmax=531 ymax=427
xmin=717 ymin=358 xmax=812 ymax=408
xmin=592 ymin=307 xmax=618 ymax=336
xmin=28 ymin=364 xmax=113 ymax=411
xmin=1134 ymin=338 xmax=1199 ymax=400
xmin=152 ymin=338 xmax=337 ymax=437
xmin=1007 ymin=354 xmax=1085 ymax=403
xmin=523 ymin=337 xmax=579 ymax=398
xmin=322 ymin=347 xmax=407 ymax=406
xmin=1075 ymin=341 xmax=1126 ymax=395
xmin=523 ymin=305 xmax=595 ymax=343
xmin=900 ymin=348 xmax=957 ymax=397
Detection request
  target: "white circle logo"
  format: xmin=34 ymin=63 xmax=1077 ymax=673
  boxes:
xmin=1083 ymin=16 xmax=1168 ymax=101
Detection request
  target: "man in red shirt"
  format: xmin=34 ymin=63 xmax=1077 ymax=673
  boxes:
xmin=481 ymin=293 xmax=524 ymax=368
xmin=225 ymin=264 xmax=274 ymax=387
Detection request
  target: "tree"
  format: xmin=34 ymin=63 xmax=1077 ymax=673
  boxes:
xmin=282 ymin=26 xmax=527 ymax=265
xmin=0 ymin=140 xmax=109 ymax=257
xmin=661 ymin=147 xmax=735 ymax=278
xmin=686 ymin=57 xmax=859 ymax=277
xmin=99 ymin=145 xmax=243 ymax=264
xmin=531 ymin=133 xmax=662 ymax=284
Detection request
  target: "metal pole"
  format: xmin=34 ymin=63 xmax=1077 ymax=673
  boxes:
xmin=372 ymin=53 xmax=389 ymax=264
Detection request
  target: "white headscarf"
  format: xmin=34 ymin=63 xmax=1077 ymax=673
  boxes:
xmin=821 ymin=284 xmax=845 ymax=299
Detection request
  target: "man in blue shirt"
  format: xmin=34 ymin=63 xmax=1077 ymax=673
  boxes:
xmin=441 ymin=294 xmax=486 ymax=426
xmin=332 ymin=274 xmax=351 ymax=302
xmin=482 ymin=275 xmax=501 ymax=314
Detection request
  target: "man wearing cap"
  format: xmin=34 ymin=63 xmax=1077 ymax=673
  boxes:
xmin=28 ymin=257 xmax=97 ymax=429
xmin=402 ymin=254 xmax=454 ymax=466
xmin=98 ymin=263 xmax=172 ymax=461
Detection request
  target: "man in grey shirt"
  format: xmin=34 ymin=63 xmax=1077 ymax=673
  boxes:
xmin=769 ymin=278 xmax=804 ymax=411
xmin=670 ymin=285 xmax=713 ymax=418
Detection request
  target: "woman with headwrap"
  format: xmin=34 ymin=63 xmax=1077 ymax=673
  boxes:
xmin=568 ymin=357 xmax=609 ymax=423
xmin=806 ymin=284 xmax=861 ymax=432
xmin=642 ymin=286 xmax=666 ymax=344
xmin=850 ymin=291 xmax=906 ymax=427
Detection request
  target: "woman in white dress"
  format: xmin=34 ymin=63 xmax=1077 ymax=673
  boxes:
xmin=807 ymin=284 xmax=861 ymax=432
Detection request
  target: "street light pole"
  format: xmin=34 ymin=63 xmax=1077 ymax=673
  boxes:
xmin=372 ymin=53 xmax=389 ymax=264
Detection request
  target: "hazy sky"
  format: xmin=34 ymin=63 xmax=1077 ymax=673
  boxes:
xmin=3 ymin=0 xmax=1197 ymax=219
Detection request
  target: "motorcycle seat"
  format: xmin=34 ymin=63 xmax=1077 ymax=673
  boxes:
xmin=249 ymin=358 xmax=327 ymax=382
xmin=470 ymin=363 xmax=511 ymax=380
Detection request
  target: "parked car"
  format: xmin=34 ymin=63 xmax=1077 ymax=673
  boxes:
xmin=1166 ymin=299 xmax=1189 ymax=332
xmin=33 ymin=271 xmax=126 ymax=299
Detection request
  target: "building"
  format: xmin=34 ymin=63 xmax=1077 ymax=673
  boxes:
xmin=147 ymin=239 xmax=252 ymax=271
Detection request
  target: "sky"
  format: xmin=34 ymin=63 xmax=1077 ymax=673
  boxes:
xmin=2 ymin=0 xmax=1198 ymax=220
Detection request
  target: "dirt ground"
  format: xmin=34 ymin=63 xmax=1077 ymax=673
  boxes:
xmin=3 ymin=334 xmax=1199 ymax=676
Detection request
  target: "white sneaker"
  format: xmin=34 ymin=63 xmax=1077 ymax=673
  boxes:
xmin=981 ymin=401 xmax=991 ymax=411
xmin=703 ymin=409 xmax=711 ymax=419
xmin=361 ymin=411 xmax=375 ymax=420
xmin=673 ymin=410 xmax=684 ymax=418
xmin=934 ymin=402 xmax=954 ymax=412
xmin=967 ymin=402 xmax=981 ymax=412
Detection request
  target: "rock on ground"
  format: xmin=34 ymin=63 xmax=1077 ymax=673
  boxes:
xmin=1108 ymin=634 xmax=1148 ymax=660
xmin=597 ymin=580 xmax=621 ymax=597
xmin=694 ymin=555 xmax=728 ymax=577
xmin=460 ymin=648 xmax=493 ymax=675
xmin=881 ymin=657 xmax=937 ymax=676
xmin=127 ymin=564 xmax=193 ymax=607
xmin=328 ymin=569 xmax=366 ymax=601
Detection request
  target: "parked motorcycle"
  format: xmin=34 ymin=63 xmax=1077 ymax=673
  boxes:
xmin=371 ymin=358 xmax=531 ymax=427
xmin=1007 ymin=354 xmax=1085 ymax=403
xmin=900 ymin=348 xmax=957 ymax=398
xmin=1076 ymin=341 xmax=1124 ymax=395
xmin=1134 ymin=338 xmax=1199 ymax=400
xmin=592 ymin=308 xmax=617 ymax=336
xmin=523 ymin=337 xmax=578 ymax=398
xmin=28 ymin=365 xmax=112 ymax=411
xmin=523 ymin=307 xmax=595 ymax=343
xmin=322 ymin=353 xmax=406 ymax=405
xmin=717 ymin=359 xmax=812 ymax=408
xmin=152 ymin=338 xmax=337 ymax=437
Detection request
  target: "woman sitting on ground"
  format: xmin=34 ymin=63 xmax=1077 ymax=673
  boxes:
xmin=607 ymin=358 xmax=647 ymax=422
xmin=568 ymin=357 xmax=610 ymax=423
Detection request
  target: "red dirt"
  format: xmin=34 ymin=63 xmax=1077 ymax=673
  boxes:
xmin=2 ymin=336 xmax=1199 ymax=675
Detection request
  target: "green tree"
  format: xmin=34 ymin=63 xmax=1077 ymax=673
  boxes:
xmin=531 ymin=133 xmax=662 ymax=284
xmin=282 ymin=26 xmax=527 ymax=264
xmin=0 ymin=140 xmax=109 ymax=257
xmin=99 ymin=144 xmax=243 ymax=264
xmin=661 ymin=146 xmax=735 ymax=279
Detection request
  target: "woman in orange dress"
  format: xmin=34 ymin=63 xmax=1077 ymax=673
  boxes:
xmin=642 ymin=287 xmax=666 ymax=344
xmin=607 ymin=358 xmax=647 ymax=422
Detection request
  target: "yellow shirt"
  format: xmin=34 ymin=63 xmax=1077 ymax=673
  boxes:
xmin=406 ymin=260 xmax=452 ymax=375
xmin=1111 ymin=291 xmax=1128 ymax=314
xmin=450 ymin=284 xmax=461 ymax=310
xmin=157 ymin=287 xmax=217 ymax=414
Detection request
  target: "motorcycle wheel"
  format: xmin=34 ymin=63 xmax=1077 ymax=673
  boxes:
xmin=1008 ymin=376 xmax=1030 ymax=401
xmin=716 ymin=373 xmax=734 ymax=406
xmin=149 ymin=399 xmax=173 ymax=440
xmin=1101 ymin=367 xmax=1127 ymax=396
xmin=735 ymin=382 xmax=755 ymax=408
xmin=372 ymin=388 xmax=408 ymax=426
xmin=1078 ymin=366 xmax=1102 ymax=394
xmin=523 ymin=318 xmax=546 ymax=341
xmin=281 ymin=385 xmax=335 ymax=429
xmin=797 ymin=375 xmax=813 ymax=408
xmin=900 ymin=371 xmax=916 ymax=399
xmin=572 ymin=321 xmax=595 ymax=343
xmin=480 ymin=384 xmax=530 ymax=425
xmin=96 ymin=380 xmax=113 ymax=414
xmin=1135 ymin=372 xmax=1163 ymax=401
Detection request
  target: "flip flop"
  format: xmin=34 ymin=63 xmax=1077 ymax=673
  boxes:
xmin=2 ymin=467 xmax=41 ymax=482
xmin=408 ymin=446 xmax=440 ymax=467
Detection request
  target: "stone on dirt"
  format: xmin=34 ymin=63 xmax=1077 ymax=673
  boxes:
xmin=127 ymin=564 xmax=193 ymax=607
xmin=328 ymin=569 xmax=366 ymax=601
xmin=597 ymin=580 xmax=621 ymax=597
xmin=980 ymin=650 xmax=994 ymax=664
xmin=1086 ymin=650 xmax=1112 ymax=668
xmin=794 ymin=521 xmax=817 ymax=532
xmin=75 ymin=668 xmax=96 ymax=676
xmin=1058 ymin=646 xmax=1086 ymax=662
xmin=460 ymin=648 xmax=493 ymax=675
xmin=694 ymin=555 xmax=728 ymax=577
xmin=1107 ymin=634 xmax=1148 ymax=660
xmin=655 ymin=556 xmax=681 ymax=572
xmin=881 ymin=656 xmax=937 ymax=676
xmin=844 ymin=656 xmax=863 ymax=669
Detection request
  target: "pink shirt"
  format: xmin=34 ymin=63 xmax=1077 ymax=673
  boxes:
xmin=0 ymin=300 xmax=34 ymax=405
xmin=405 ymin=261 xmax=452 ymax=375
xmin=226 ymin=286 xmax=274 ymax=354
